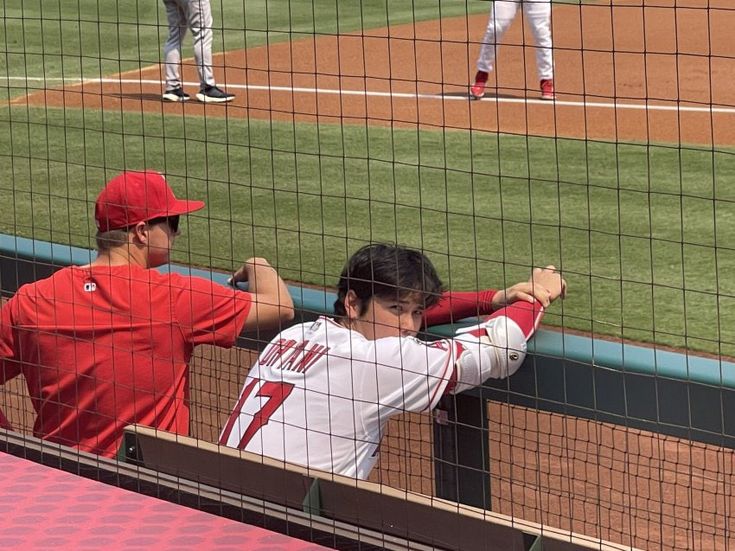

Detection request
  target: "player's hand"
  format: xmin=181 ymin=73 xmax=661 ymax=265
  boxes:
xmin=491 ymin=265 xmax=567 ymax=309
xmin=228 ymin=257 xmax=273 ymax=286
xmin=490 ymin=281 xmax=541 ymax=310
xmin=529 ymin=265 xmax=566 ymax=306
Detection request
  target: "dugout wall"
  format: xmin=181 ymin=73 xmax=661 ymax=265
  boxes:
xmin=3 ymin=234 xmax=733 ymax=516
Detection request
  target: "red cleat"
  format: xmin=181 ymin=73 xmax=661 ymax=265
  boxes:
xmin=540 ymin=79 xmax=555 ymax=100
xmin=470 ymin=71 xmax=489 ymax=100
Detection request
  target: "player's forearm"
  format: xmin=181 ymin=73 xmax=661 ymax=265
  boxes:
xmin=485 ymin=299 xmax=544 ymax=339
xmin=243 ymin=260 xmax=295 ymax=328
xmin=245 ymin=261 xmax=284 ymax=295
xmin=422 ymin=289 xmax=497 ymax=327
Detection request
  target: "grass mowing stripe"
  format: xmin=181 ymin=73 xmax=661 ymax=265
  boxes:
xmin=0 ymin=105 xmax=733 ymax=356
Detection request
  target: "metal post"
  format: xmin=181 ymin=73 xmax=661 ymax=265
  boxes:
xmin=433 ymin=393 xmax=491 ymax=509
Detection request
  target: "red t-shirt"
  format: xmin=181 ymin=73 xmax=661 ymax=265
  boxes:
xmin=0 ymin=265 xmax=252 ymax=457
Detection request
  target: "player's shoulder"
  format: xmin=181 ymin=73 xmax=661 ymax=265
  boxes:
xmin=149 ymin=268 xmax=188 ymax=286
xmin=368 ymin=335 xmax=456 ymax=365
xmin=280 ymin=316 xmax=347 ymax=341
xmin=149 ymin=270 xmax=221 ymax=295
xmin=373 ymin=334 xmax=429 ymax=350
xmin=280 ymin=316 xmax=374 ymax=352
xmin=16 ymin=265 xmax=75 ymax=296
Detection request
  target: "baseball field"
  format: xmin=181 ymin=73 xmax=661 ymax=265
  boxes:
xmin=3 ymin=0 xmax=735 ymax=355
xmin=1 ymin=0 xmax=734 ymax=549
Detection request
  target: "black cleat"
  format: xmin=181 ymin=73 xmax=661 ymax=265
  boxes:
xmin=196 ymin=85 xmax=235 ymax=103
xmin=162 ymin=87 xmax=190 ymax=102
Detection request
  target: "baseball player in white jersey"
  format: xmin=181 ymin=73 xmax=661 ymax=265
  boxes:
xmin=161 ymin=0 xmax=234 ymax=103
xmin=471 ymin=0 xmax=555 ymax=101
xmin=220 ymin=244 xmax=566 ymax=479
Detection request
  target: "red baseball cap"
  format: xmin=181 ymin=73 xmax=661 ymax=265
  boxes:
xmin=95 ymin=170 xmax=205 ymax=231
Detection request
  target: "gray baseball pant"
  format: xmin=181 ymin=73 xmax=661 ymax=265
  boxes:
xmin=163 ymin=0 xmax=216 ymax=89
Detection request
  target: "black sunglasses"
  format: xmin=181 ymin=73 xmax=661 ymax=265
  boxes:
xmin=147 ymin=215 xmax=180 ymax=233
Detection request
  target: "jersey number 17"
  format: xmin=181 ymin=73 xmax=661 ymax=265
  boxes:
xmin=219 ymin=378 xmax=295 ymax=449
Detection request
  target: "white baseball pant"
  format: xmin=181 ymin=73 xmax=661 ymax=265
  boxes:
xmin=163 ymin=0 xmax=216 ymax=89
xmin=476 ymin=0 xmax=553 ymax=80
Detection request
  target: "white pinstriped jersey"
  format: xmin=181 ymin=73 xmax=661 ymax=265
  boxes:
xmin=221 ymin=312 xmax=534 ymax=479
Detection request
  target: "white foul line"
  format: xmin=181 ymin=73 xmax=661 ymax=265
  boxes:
xmin=3 ymin=75 xmax=735 ymax=115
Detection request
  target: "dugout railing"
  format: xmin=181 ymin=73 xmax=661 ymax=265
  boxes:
xmin=121 ymin=423 xmax=637 ymax=551
xmin=2 ymin=233 xmax=734 ymax=513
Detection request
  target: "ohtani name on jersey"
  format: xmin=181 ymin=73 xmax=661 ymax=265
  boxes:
xmin=259 ymin=338 xmax=330 ymax=373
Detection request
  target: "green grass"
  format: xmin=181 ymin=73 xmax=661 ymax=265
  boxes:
xmin=1 ymin=105 xmax=733 ymax=356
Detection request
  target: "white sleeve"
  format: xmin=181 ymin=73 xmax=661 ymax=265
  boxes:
xmin=450 ymin=315 xmax=529 ymax=394
xmin=358 ymin=336 xmax=461 ymax=417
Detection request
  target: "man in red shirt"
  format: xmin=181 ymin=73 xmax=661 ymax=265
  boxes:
xmin=0 ymin=170 xmax=294 ymax=457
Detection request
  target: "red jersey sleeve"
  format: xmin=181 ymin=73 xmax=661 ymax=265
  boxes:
xmin=173 ymin=275 xmax=253 ymax=347
xmin=485 ymin=299 xmax=543 ymax=339
xmin=422 ymin=290 xmax=496 ymax=328
xmin=0 ymin=296 xmax=21 ymax=384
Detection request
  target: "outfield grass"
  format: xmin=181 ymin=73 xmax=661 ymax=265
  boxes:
xmin=1 ymin=105 xmax=733 ymax=356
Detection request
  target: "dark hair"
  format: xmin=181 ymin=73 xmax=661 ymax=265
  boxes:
xmin=334 ymin=243 xmax=444 ymax=317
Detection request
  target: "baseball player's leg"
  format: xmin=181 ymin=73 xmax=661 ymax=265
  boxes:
xmin=162 ymin=0 xmax=190 ymax=101
xmin=188 ymin=0 xmax=215 ymax=88
xmin=524 ymin=0 xmax=554 ymax=99
xmin=476 ymin=1 xmax=519 ymax=73
xmin=472 ymin=1 xmax=519 ymax=99
xmin=189 ymin=0 xmax=235 ymax=102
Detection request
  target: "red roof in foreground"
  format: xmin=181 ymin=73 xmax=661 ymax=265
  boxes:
xmin=0 ymin=451 xmax=327 ymax=550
